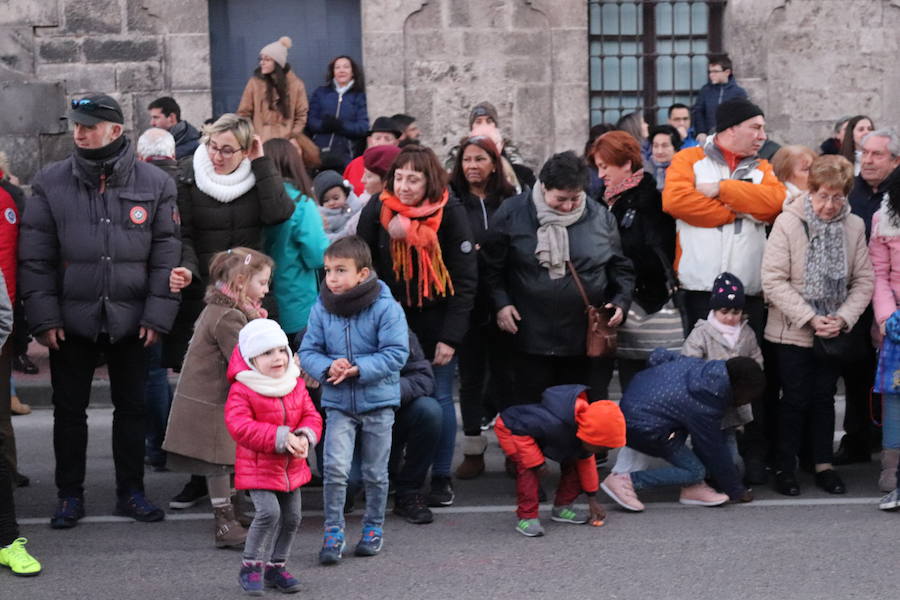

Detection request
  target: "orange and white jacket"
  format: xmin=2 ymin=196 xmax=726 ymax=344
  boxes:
xmin=662 ymin=137 xmax=786 ymax=295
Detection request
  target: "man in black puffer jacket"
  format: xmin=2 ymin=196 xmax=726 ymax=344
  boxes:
xmin=18 ymin=94 xmax=181 ymax=529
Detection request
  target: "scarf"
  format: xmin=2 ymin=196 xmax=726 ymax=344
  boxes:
xmin=334 ymin=79 xmax=354 ymax=96
xmin=603 ymin=168 xmax=645 ymax=204
xmin=532 ymin=183 xmax=586 ymax=280
xmin=319 ymin=273 xmax=381 ymax=317
xmin=379 ymin=190 xmax=454 ymax=306
xmin=707 ymin=310 xmax=741 ymax=349
xmin=802 ymin=195 xmax=848 ymax=316
xmin=193 ymin=143 xmax=256 ymax=203
xmin=235 ymin=360 xmax=301 ymax=397
xmin=649 ymin=159 xmax=669 ymax=191
xmin=213 ymin=280 xmax=268 ymax=319
xmin=75 ymin=134 xmax=126 ymax=161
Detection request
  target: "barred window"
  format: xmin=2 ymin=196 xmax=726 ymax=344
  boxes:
xmin=589 ymin=0 xmax=726 ymax=126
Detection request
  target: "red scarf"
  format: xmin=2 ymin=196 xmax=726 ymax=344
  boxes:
xmin=379 ymin=189 xmax=454 ymax=306
xmin=603 ymin=168 xmax=645 ymax=205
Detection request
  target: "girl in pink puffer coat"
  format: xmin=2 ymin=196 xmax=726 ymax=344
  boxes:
xmin=225 ymin=319 xmax=322 ymax=594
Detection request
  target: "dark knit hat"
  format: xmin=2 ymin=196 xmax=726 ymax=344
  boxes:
xmin=313 ymin=170 xmax=351 ymax=205
xmin=469 ymin=101 xmax=499 ymax=128
xmin=715 ymin=99 xmax=764 ymax=132
xmin=68 ymin=94 xmax=124 ymax=125
xmin=363 ymin=145 xmax=401 ymax=179
xmin=368 ymin=116 xmax=402 ymax=138
xmin=709 ymin=272 xmax=745 ymax=311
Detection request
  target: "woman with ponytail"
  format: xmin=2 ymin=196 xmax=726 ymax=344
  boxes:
xmin=356 ymin=144 xmax=477 ymax=508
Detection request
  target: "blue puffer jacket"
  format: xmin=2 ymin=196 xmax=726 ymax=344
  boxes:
xmin=690 ymin=76 xmax=748 ymax=135
xmin=307 ymin=84 xmax=369 ymax=168
xmin=299 ymin=280 xmax=409 ymax=415
xmin=619 ymin=348 xmax=743 ymax=498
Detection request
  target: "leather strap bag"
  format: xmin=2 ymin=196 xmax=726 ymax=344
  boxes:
xmin=567 ymin=260 xmax=617 ymax=358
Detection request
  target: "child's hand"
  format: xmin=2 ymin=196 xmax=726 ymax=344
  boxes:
xmin=299 ymin=367 xmax=320 ymax=389
xmin=588 ymin=496 xmax=607 ymax=523
xmin=329 ymin=365 xmax=359 ymax=385
xmin=285 ymin=432 xmax=309 ymax=458
xmin=327 ymin=358 xmax=352 ymax=380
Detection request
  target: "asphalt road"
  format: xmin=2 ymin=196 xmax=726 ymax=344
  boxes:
xmin=6 ymin=408 xmax=899 ymax=600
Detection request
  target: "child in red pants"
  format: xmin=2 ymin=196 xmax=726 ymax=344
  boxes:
xmin=495 ymin=384 xmax=626 ymax=537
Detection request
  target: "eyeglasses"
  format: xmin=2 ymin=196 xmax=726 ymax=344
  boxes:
xmin=812 ymin=191 xmax=846 ymax=206
xmin=71 ymin=98 xmax=118 ymax=112
xmin=207 ymin=141 xmax=243 ymax=159
xmin=708 ymin=69 xmax=725 ymax=74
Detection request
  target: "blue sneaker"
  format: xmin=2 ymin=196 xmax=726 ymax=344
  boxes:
xmin=50 ymin=496 xmax=85 ymax=529
xmin=239 ymin=561 xmax=263 ymax=596
xmin=264 ymin=563 xmax=301 ymax=593
xmin=354 ymin=525 xmax=383 ymax=557
xmin=114 ymin=491 xmax=165 ymax=522
xmin=318 ymin=527 xmax=345 ymax=565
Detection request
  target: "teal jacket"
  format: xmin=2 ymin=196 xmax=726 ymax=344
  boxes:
xmin=264 ymin=182 xmax=330 ymax=334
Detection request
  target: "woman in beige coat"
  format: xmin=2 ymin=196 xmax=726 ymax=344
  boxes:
xmin=237 ymin=36 xmax=309 ymax=142
xmin=762 ymin=155 xmax=874 ymax=497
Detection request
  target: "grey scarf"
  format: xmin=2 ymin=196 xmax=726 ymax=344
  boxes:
xmin=802 ymin=195 xmax=848 ymax=315
xmin=532 ymin=184 xmax=586 ymax=279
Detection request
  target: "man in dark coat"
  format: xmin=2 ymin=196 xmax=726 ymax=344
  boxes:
xmin=691 ymin=54 xmax=748 ymax=144
xmin=19 ymin=94 xmax=181 ymax=528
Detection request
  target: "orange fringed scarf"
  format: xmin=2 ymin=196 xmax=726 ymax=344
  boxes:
xmin=379 ymin=189 xmax=455 ymax=306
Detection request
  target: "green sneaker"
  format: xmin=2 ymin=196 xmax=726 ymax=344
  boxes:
xmin=550 ymin=504 xmax=589 ymax=524
xmin=515 ymin=518 xmax=545 ymax=537
xmin=0 ymin=538 xmax=42 ymax=577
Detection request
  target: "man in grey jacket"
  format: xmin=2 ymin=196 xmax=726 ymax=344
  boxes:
xmin=18 ymin=94 xmax=181 ymax=528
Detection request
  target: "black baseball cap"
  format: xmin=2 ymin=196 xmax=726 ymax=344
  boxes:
xmin=68 ymin=94 xmax=124 ymax=126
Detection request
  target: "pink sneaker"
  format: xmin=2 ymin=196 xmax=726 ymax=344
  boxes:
xmin=600 ymin=473 xmax=645 ymax=512
xmin=679 ymin=482 xmax=728 ymax=506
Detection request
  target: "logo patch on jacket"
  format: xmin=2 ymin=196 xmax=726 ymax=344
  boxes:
xmin=4 ymin=208 xmax=15 ymax=225
xmin=129 ymin=206 xmax=148 ymax=225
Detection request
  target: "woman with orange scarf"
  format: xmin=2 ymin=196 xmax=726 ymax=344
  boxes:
xmin=357 ymin=145 xmax=477 ymax=510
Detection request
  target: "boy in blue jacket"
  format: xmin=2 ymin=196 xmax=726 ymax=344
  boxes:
xmin=300 ymin=236 xmax=409 ymax=564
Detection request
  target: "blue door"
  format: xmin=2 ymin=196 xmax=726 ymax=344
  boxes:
xmin=208 ymin=0 xmax=362 ymax=119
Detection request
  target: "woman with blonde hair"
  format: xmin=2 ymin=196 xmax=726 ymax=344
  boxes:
xmin=771 ymin=145 xmax=818 ymax=201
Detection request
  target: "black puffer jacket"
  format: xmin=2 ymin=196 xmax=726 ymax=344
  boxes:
xmin=602 ymin=172 xmax=675 ymax=314
xmin=400 ymin=331 xmax=435 ymax=406
xmin=19 ymin=138 xmax=181 ymax=341
xmin=356 ymin=192 xmax=477 ymax=359
xmin=483 ymin=190 xmax=634 ymax=356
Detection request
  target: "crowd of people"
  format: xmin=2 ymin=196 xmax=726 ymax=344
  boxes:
xmin=1 ymin=41 xmax=899 ymax=592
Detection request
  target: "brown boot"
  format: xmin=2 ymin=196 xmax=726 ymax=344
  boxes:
xmin=879 ymin=449 xmax=900 ymax=492
xmin=214 ymin=504 xmax=248 ymax=548
xmin=10 ymin=395 xmax=31 ymax=416
xmin=454 ymin=435 xmax=487 ymax=479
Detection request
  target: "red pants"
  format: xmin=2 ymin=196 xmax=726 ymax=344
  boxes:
xmin=513 ymin=459 xmax=582 ymax=519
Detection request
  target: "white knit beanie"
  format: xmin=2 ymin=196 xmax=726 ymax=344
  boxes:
xmin=239 ymin=319 xmax=290 ymax=368
xmin=259 ymin=36 xmax=292 ymax=68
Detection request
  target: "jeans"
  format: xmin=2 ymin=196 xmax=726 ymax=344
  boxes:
xmin=630 ymin=443 xmax=706 ymax=491
xmin=0 ymin=430 xmax=18 ymax=546
xmin=242 ymin=489 xmax=302 ymax=563
xmin=144 ymin=343 xmax=172 ymax=464
xmin=774 ymin=343 xmax=841 ymax=472
xmin=323 ymin=407 xmax=394 ymax=530
xmin=457 ymin=323 xmax=513 ymax=435
xmin=431 ymin=359 xmax=458 ymax=478
xmin=392 ymin=396 xmax=441 ymax=496
xmin=50 ymin=334 xmax=149 ymax=498
xmin=883 ymin=393 xmax=900 ymax=450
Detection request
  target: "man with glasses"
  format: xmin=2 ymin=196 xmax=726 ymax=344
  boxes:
xmin=19 ymin=93 xmax=182 ymax=528
xmin=691 ymin=54 xmax=748 ymax=146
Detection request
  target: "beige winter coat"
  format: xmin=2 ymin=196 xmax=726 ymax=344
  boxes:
xmin=163 ymin=293 xmax=248 ymax=465
xmin=682 ymin=318 xmax=763 ymax=366
xmin=762 ymin=194 xmax=874 ymax=348
xmin=237 ymin=71 xmax=309 ymax=142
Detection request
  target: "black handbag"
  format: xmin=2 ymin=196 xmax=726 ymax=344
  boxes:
xmin=812 ymin=318 xmax=867 ymax=363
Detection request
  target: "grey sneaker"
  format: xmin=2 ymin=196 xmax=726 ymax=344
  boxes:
xmin=878 ymin=488 xmax=900 ymax=511
xmin=515 ymin=518 xmax=545 ymax=537
xmin=550 ymin=504 xmax=589 ymax=524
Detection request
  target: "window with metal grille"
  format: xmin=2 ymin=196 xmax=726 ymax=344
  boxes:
xmin=589 ymin=0 xmax=725 ymax=126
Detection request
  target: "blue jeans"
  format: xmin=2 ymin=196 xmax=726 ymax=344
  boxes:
xmin=144 ymin=343 xmax=172 ymax=463
xmin=431 ymin=358 xmax=458 ymax=478
xmin=392 ymin=396 xmax=441 ymax=495
xmin=883 ymin=393 xmax=900 ymax=449
xmin=630 ymin=443 xmax=706 ymax=491
xmin=323 ymin=407 xmax=394 ymax=530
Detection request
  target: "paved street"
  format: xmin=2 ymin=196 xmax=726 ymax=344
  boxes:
xmin=5 ymin=407 xmax=899 ymax=599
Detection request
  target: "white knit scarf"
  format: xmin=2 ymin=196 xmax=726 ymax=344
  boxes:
xmin=707 ymin=310 xmax=741 ymax=349
xmin=235 ymin=360 xmax=301 ymax=398
xmin=193 ymin=143 xmax=256 ymax=203
xmin=532 ymin=183 xmax=586 ymax=280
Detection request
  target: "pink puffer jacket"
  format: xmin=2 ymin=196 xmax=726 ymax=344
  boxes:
xmin=869 ymin=209 xmax=900 ymax=332
xmin=225 ymin=347 xmax=322 ymax=492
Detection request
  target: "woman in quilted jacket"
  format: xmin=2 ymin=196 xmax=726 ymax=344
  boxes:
xmin=226 ymin=318 xmax=322 ymax=595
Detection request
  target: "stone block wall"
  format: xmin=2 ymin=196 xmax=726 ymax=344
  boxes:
xmin=0 ymin=0 xmax=212 ymax=181
xmin=362 ymin=0 xmax=590 ymax=171
xmin=725 ymin=0 xmax=900 ymax=149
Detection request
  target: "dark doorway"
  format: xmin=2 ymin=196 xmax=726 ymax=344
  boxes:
xmin=208 ymin=0 xmax=363 ymax=119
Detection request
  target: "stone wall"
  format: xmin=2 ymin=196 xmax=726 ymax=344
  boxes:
xmin=725 ymin=0 xmax=900 ymax=149
xmin=0 ymin=0 xmax=212 ymax=181
xmin=362 ymin=0 xmax=590 ymax=171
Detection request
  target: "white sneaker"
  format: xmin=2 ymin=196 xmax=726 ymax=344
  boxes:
xmin=878 ymin=488 xmax=900 ymax=511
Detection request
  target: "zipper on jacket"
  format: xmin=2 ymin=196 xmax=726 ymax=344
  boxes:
xmin=478 ymin=197 xmax=488 ymax=230
xmin=99 ymin=171 xmax=111 ymax=340
xmin=280 ymin=397 xmax=290 ymax=490
xmin=344 ymin=319 xmax=356 ymax=415
xmin=327 ymin=93 xmax=344 ymax=152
